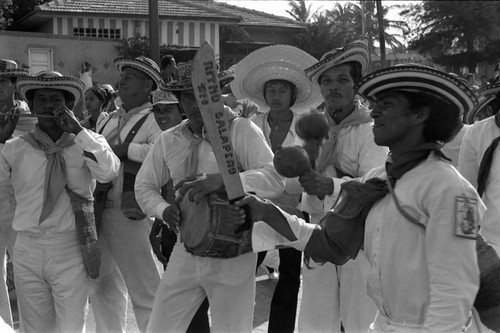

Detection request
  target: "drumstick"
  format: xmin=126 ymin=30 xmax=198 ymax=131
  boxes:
xmin=0 ymin=113 xmax=56 ymax=118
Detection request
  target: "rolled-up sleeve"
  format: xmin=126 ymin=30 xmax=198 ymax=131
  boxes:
xmin=135 ymin=133 xmax=171 ymax=220
xmin=75 ymin=129 xmax=120 ymax=183
xmin=232 ymin=118 xmax=285 ymax=199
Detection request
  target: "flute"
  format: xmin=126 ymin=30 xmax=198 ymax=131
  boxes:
xmin=0 ymin=113 xmax=56 ymax=118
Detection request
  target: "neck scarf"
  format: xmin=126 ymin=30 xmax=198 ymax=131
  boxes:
xmin=477 ymin=112 xmax=500 ymax=196
xmin=316 ymin=101 xmax=372 ymax=174
xmin=181 ymin=107 xmax=237 ymax=178
xmin=181 ymin=122 xmax=206 ymax=178
xmin=21 ymin=126 xmax=75 ymax=223
xmin=305 ymin=142 xmax=446 ymax=264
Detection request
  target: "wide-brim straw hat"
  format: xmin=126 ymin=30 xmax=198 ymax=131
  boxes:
xmin=114 ymin=56 xmax=162 ymax=90
xmin=355 ymin=64 xmax=478 ymax=116
xmin=305 ymin=40 xmax=369 ymax=85
xmin=161 ymin=62 xmax=234 ymax=92
xmin=0 ymin=59 xmax=29 ymax=78
xmin=16 ymin=70 xmax=85 ymax=104
xmin=465 ymin=83 xmax=500 ymax=123
xmin=231 ymin=44 xmax=322 ymax=114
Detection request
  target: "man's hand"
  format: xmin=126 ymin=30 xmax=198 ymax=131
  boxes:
xmin=0 ymin=105 xmax=19 ymax=143
xmin=53 ymin=105 xmax=84 ymax=135
xmin=162 ymin=204 xmax=181 ymax=233
xmin=299 ymin=171 xmax=334 ymax=198
xmin=149 ymin=218 xmax=168 ymax=266
xmin=233 ymin=195 xmax=272 ymax=224
xmin=111 ymin=143 xmax=130 ymax=159
xmin=175 ymin=173 xmax=224 ymax=204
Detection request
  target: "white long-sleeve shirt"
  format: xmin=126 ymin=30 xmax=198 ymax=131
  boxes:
xmin=97 ymin=102 xmax=162 ymax=207
xmin=251 ymin=112 xmax=300 ymax=208
xmin=0 ymin=129 xmax=120 ymax=233
xmin=254 ymin=152 xmax=482 ymax=332
xmin=459 ymin=115 xmax=500 ymax=250
xmin=135 ymin=116 xmax=285 ymax=220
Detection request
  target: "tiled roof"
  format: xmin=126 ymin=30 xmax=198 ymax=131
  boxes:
xmin=199 ymin=1 xmax=304 ymax=29
xmin=33 ymin=0 xmax=304 ymax=29
xmin=36 ymin=0 xmax=239 ymax=21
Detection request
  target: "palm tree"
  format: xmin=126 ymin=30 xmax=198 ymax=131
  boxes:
xmin=286 ymin=0 xmax=316 ymax=23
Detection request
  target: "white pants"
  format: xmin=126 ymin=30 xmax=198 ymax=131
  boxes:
xmin=88 ymin=237 xmax=128 ymax=333
xmin=0 ymin=195 xmax=15 ymax=328
xmin=14 ymin=231 xmax=89 ymax=333
xmin=298 ymin=252 xmax=377 ymax=333
xmin=147 ymin=242 xmax=256 ymax=333
xmin=90 ymin=207 xmax=160 ymax=332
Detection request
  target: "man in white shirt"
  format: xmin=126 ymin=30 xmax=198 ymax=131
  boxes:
xmin=298 ymin=40 xmax=386 ymax=333
xmin=0 ymin=59 xmax=36 ymax=329
xmin=459 ymin=85 xmax=500 ymax=256
xmin=0 ymin=71 xmax=119 ymax=332
xmin=231 ymin=44 xmax=322 ymax=333
xmin=135 ymin=62 xmax=284 ymax=333
xmin=239 ymin=64 xmax=483 ymax=332
xmin=91 ymin=56 xmax=163 ymax=332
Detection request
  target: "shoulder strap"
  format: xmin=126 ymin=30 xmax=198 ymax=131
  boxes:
xmin=477 ymin=135 xmax=500 ymax=197
xmin=123 ymin=113 xmax=150 ymax=144
xmin=97 ymin=114 xmax=114 ymax=135
xmin=387 ymin=179 xmax=426 ymax=229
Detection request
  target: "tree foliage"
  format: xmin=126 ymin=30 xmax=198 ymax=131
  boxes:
xmin=286 ymin=0 xmax=317 ymax=23
xmin=115 ymin=34 xmax=151 ymax=58
xmin=290 ymin=0 xmax=408 ymax=60
xmin=1 ymin=0 xmax=50 ymax=30
xmin=403 ymin=1 xmax=500 ymax=70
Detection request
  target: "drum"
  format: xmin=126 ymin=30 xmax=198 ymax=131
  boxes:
xmin=179 ymin=190 xmax=252 ymax=258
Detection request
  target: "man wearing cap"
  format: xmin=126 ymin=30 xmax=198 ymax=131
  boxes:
xmin=0 ymin=59 xmax=37 ymax=328
xmin=91 ymin=56 xmax=163 ymax=332
xmin=0 ymin=70 xmax=119 ymax=332
xmin=236 ymin=64 xmax=483 ymax=332
xmin=135 ymin=61 xmax=284 ymax=333
xmin=231 ymin=44 xmax=322 ymax=333
xmin=297 ymin=41 xmax=385 ymax=333
xmin=459 ymin=84 xmax=500 ymax=257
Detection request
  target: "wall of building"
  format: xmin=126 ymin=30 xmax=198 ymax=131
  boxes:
xmin=50 ymin=16 xmax=220 ymax=55
xmin=0 ymin=30 xmax=126 ymax=85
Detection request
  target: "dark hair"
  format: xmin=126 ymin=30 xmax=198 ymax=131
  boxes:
xmin=85 ymin=85 xmax=110 ymax=104
xmin=400 ymin=91 xmax=460 ymax=143
xmin=263 ymin=79 xmax=297 ymax=107
xmin=160 ymin=54 xmax=175 ymax=70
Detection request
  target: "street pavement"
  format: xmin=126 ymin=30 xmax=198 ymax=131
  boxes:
xmin=86 ymin=266 xmax=303 ymax=333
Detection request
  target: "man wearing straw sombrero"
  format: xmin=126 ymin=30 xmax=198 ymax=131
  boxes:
xmin=0 ymin=59 xmax=37 ymax=329
xmin=459 ymin=83 xmax=500 ymax=331
xmin=231 ymin=44 xmax=322 ymax=333
xmin=135 ymin=61 xmax=284 ymax=333
xmin=297 ymin=40 xmax=385 ymax=333
xmin=234 ymin=63 xmax=485 ymax=332
xmin=0 ymin=70 xmax=119 ymax=332
xmin=91 ymin=56 xmax=163 ymax=332
xmin=461 ymin=84 xmax=500 ymax=249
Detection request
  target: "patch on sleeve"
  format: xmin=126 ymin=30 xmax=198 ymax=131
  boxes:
xmin=455 ymin=196 xmax=479 ymax=239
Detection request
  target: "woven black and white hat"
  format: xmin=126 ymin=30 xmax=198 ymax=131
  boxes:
xmin=161 ymin=62 xmax=234 ymax=92
xmin=465 ymin=83 xmax=500 ymax=123
xmin=231 ymin=44 xmax=322 ymax=114
xmin=16 ymin=70 xmax=85 ymax=104
xmin=0 ymin=59 xmax=29 ymax=78
xmin=305 ymin=40 xmax=369 ymax=85
xmin=355 ymin=64 xmax=479 ymax=116
xmin=114 ymin=56 xmax=162 ymax=91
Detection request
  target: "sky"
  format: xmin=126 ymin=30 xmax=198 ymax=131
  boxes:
xmin=215 ymin=0 xmax=406 ymax=20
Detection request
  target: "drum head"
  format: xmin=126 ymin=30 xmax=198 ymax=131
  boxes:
xmin=179 ymin=194 xmax=211 ymax=248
